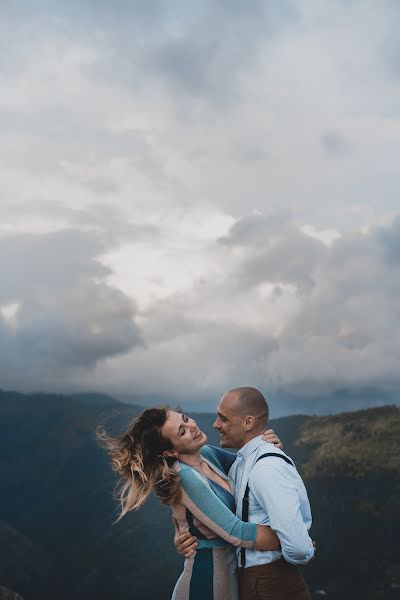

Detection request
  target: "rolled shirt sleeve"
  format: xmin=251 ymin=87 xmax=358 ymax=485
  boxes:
xmin=249 ymin=461 xmax=314 ymax=564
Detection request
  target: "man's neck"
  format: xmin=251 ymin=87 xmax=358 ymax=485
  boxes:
xmin=238 ymin=430 xmax=264 ymax=450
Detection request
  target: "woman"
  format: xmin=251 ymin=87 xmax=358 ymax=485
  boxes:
xmin=98 ymin=407 xmax=282 ymax=600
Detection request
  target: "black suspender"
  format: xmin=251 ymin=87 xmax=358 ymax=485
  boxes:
xmin=240 ymin=452 xmax=295 ymax=568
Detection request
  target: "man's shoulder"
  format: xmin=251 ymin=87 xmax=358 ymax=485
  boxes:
xmin=256 ymin=440 xmax=287 ymax=456
xmin=251 ymin=442 xmax=294 ymax=475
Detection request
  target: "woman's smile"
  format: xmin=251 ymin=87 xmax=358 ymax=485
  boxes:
xmin=193 ymin=427 xmax=201 ymax=440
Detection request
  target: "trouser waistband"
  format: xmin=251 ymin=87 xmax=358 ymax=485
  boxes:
xmin=237 ymin=558 xmax=311 ymax=600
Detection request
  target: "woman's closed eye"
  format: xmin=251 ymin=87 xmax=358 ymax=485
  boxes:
xmin=179 ymin=414 xmax=189 ymax=436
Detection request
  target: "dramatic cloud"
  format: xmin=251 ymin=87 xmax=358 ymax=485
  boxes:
xmin=1 ymin=0 xmax=400 ymax=413
xmin=96 ymin=214 xmax=399 ymax=413
xmin=0 ymin=230 xmax=142 ymax=390
xmin=221 ymin=215 xmax=400 ymax=402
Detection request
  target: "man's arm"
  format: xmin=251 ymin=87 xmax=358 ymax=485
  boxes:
xmin=250 ymin=463 xmax=314 ymax=565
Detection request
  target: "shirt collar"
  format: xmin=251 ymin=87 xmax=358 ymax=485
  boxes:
xmin=237 ymin=434 xmax=263 ymax=459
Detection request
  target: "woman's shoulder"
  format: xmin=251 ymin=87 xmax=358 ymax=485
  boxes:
xmin=201 ymin=445 xmax=237 ymax=474
xmin=174 ymin=459 xmax=204 ymax=477
xmin=174 ymin=461 xmax=211 ymax=491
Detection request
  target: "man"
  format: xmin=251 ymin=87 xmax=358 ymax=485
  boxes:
xmin=175 ymin=387 xmax=314 ymax=600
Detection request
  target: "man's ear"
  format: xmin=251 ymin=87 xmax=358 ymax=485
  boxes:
xmin=243 ymin=415 xmax=256 ymax=431
xmin=163 ymin=449 xmax=179 ymax=459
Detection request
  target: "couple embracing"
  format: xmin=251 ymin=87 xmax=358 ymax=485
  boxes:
xmin=99 ymin=387 xmax=314 ymax=599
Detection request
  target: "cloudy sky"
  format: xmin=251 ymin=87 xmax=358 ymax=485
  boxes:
xmin=1 ymin=0 xmax=400 ymax=414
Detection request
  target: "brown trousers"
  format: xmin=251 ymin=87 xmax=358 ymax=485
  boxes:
xmin=238 ymin=558 xmax=311 ymax=600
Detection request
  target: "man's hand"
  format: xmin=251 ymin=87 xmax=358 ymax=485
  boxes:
xmin=262 ymin=428 xmax=283 ymax=449
xmin=312 ymin=540 xmax=317 ymax=557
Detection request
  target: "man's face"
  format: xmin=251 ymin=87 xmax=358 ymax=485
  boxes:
xmin=213 ymin=393 xmax=246 ymax=449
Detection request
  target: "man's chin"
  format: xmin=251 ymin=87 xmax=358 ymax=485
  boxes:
xmin=219 ymin=437 xmax=230 ymax=448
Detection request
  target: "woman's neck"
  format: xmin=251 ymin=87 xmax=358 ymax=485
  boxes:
xmin=179 ymin=451 xmax=203 ymax=468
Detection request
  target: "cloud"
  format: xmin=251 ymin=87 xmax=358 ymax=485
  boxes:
xmin=219 ymin=215 xmax=400 ymax=405
xmin=1 ymin=1 xmax=400 ymax=414
xmin=220 ymin=214 xmax=326 ymax=290
xmin=94 ymin=213 xmax=400 ymax=413
xmin=320 ymin=131 xmax=350 ymax=158
xmin=0 ymin=230 xmax=142 ymax=390
xmin=82 ymin=315 xmax=278 ymax=406
xmin=141 ymin=1 xmax=298 ymax=106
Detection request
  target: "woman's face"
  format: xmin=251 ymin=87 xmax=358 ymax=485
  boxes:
xmin=161 ymin=410 xmax=207 ymax=455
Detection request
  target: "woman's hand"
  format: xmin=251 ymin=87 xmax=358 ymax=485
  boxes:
xmin=173 ymin=517 xmax=198 ymax=558
xmin=174 ymin=531 xmax=198 ymax=558
xmin=262 ymin=428 xmax=283 ymax=449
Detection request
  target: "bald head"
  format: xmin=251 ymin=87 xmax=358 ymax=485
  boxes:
xmin=226 ymin=387 xmax=269 ymax=427
xmin=214 ymin=387 xmax=269 ymax=448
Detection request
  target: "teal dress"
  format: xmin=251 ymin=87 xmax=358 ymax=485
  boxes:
xmin=171 ymin=446 xmax=256 ymax=600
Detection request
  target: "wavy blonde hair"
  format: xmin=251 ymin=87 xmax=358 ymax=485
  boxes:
xmin=97 ymin=407 xmax=181 ymax=520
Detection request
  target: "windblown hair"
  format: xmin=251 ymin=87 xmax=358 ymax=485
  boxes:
xmin=97 ymin=407 xmax=181 ymax=520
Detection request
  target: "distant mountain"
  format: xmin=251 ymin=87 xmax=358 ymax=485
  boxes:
xmin=1 ymin=390 xmax=399 ymax=599
xmin=68 ymin=392 xmax=121 ymax=407
xmin=113 ymin=387 xmax=400 ymax=416
xmin=268 ymin=387 xmax=400 ymax=418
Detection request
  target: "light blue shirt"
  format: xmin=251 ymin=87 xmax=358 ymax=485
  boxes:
xmin=229 ymin=436 xmax=314 ymax=568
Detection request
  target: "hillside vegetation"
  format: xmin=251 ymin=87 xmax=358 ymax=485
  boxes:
xmin=296 ymin=405 xmax=400 ymax=478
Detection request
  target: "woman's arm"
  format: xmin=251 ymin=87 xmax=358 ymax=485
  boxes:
xmin=174 ymin=522 xmax=280 ymax=557
xmin=177 ymin=466 xmax=279 ymax=550
xmin=254 ymin=524 xmax=281 ymax=551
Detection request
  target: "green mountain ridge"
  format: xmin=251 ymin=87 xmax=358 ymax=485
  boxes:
xmin=294 ymin=405 xmax=400 ymax=478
